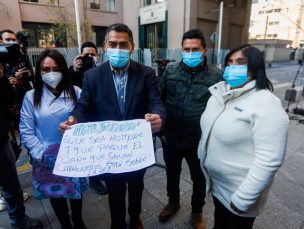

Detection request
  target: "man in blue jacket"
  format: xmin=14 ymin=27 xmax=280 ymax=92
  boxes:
xmin=59 ymin=23 xmax=166 ymax=229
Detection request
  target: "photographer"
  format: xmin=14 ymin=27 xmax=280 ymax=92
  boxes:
xmin=0 ymin=29 xmax=33 ymax=112
xmin=0 ymin=61 xmax=43 ymax=228
xmin=69 ymin=41 xmax=98 ymax=88
xmin=69 ymin=41 xmax=108 ymax=196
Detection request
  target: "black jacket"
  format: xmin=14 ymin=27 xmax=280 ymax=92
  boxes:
xmin=160 ymin=62 xmax=223 ymax=148
xmin=0 ymin=77 xmax=17 ymax=146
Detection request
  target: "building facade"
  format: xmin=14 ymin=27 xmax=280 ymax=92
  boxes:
xmin=0 ymin=0 xmax=251 ymax=50
xmin=124 ymin=0 xmax=252 ymax=49
xmin=249 ymin=0 xmax=304 ymax=48
xmin=0 ymin=0 xmax=122 ymax=47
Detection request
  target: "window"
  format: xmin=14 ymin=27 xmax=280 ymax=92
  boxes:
xmin=106 ymin=0 xmax=115 ymax=12
xmin=274 ymin=8 xmax=281 ymax=12
xmin=143 ymin=0 xmax=151 ymax=6
xmin=92 ymin=26 xmax=107 ymax=47
xmin=22 ymin=22 xmax=67 ymax=48
xmin=90 ymin=0 xmax=100 ymax=9
xmin=23 ymin=0 xmax=38 ymax=2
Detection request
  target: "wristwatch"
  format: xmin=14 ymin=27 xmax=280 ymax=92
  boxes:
xmin=230 ymin=202 xmax=245 ymax=214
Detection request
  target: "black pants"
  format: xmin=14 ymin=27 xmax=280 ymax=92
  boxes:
xmin=104 ymin=169 xmax=146 ymax=229
xmin=0 ymin=140 xmax=27 ymax=226
xmin=164 ymin=143 xmax=206 ymax=213
xmin=213 ymin=196 xmax=256 ymax=229
xmin=50 ymin=197 xmax=83 ymax=228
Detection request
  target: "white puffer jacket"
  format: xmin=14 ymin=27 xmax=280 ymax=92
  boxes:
xmin=198 ymin=80 xmax=289 ymax=217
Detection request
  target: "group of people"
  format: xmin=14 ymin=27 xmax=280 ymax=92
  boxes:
xmin=0 ymin=22 xmax=289 ymax=229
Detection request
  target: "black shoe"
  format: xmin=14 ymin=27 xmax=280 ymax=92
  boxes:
xmin=129 ymin=218 xmax=143 ymax=229
xmin=89 ymin=179 xmax=108 ymax=195
xmin=11 ymin=216 xmax=43 ymax=229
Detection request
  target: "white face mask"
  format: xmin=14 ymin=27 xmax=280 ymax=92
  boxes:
xmin=41 ymin=71 xmax=63 ymax=89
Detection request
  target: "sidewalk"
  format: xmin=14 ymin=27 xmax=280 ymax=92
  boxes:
xmin=1 ymin=61 xmax=304 ymax=229
xmin=1 ymin=120 xmax=304 ymax=229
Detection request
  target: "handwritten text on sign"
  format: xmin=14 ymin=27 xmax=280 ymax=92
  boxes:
xmin=53 ymin=119 xmax=155 ymax=177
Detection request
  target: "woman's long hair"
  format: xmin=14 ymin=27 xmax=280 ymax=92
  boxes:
xmin=224 ymin=44 xmax=273 ymax=91
xmin=33 ymin=49 xmax=77 ymax=108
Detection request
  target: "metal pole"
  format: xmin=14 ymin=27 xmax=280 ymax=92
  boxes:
xmin=74 ymin=0 xmax=82 ymax=54
xmin=217 ymin=0 xmax=224 ymax=67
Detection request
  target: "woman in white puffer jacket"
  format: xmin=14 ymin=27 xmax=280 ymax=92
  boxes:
xmin=198 ymin=44 xmax=289 ymax=229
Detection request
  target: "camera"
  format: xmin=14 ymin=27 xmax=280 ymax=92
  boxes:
xmin=0 ymin=43 xmax=23 ymax=63
xmin=80 ymin=55 xmax=95 ymax=72
xmin=16 ymin=31 xmax=30 ymax=50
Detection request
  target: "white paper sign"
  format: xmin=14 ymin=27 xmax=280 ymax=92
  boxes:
xmin=53 ymin=119 xmax=155 ymax=177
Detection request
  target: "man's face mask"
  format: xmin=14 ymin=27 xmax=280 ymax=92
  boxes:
xmin=223 ymin=65 xmax=249 ymax=88
xmin=41 ymin=71 xmax=63 ymax=89
xmin=106 ymin=48 xmax=130 ymax=68
xmin=182 ymin=52 xmax=203 ymax=68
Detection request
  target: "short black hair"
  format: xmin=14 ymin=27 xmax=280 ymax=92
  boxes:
xmin=224 ymin=44 xmax=273 ymax=91
xmin=105 ymin=23 xmax=133 ymax=43
xmin=0 ymin=29 xmax=16 ymax=40
xmin=81 ymin=41 xmax=97 ymax=54
xmin=182 ymin=29 xmax=206 ymax=48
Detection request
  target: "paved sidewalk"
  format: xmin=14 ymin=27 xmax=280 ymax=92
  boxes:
xmin=1 ymin=61 xmax=304 ymax=229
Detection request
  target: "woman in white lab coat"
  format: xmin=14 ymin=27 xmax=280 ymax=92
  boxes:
xmin=20 ymin=49 xmax=87 ymax=229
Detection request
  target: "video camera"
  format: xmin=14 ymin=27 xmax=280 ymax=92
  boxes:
xmin=0 ymin=43 xmax=23 ymax=64
xmin=80 ymin=55 xmax=95 ymax=72
xmin=16 ymin=31 xmax=30 ymax=52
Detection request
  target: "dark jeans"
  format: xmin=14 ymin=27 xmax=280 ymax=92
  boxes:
xmin=164 ymin=143 xmax=206 ymax=213
xmin=50 ymin=197 xmax=83 ymax=227
xmin=103 ymin=169 xmax=146 ymax=229
xmin=213 ymin=196 xmax=256 ymax=229
xmin=0 ymin=140 xmax=27 ymax=226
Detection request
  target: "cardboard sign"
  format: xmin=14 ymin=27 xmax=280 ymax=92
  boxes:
xmin=53 ymin=119 xmax=155 ymax=177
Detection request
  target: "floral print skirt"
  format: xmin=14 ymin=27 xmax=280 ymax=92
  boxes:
xmin=32 ymin=144 xmax=87 ymax=199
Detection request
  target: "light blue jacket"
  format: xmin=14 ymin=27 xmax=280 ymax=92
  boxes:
xmin=20 ymin=85 xmax=81 ymax=159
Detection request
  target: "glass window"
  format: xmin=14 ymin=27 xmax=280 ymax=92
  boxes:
xmin=23 ymin=0 xmax=38 ymax=2
xmin=106 ymin=0 xmax=115 ymax=12
xmin=92 ymin=26 xmax=107 ymax=47
xmin=143 ymin=0 xmax=151 ymax=6
xmin=90 ymin=0 xmax=100 ymax=9
xmin=22 ymin=22 xmax=67 ymax=48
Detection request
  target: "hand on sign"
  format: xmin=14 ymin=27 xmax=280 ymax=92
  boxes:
xmin=59 ymin=116 xmax=78 ymax=135
xmin=145 ymin=113 xmax=162 ymax=133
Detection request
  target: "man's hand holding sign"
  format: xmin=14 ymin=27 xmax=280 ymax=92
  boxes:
xmin=56 ymin=116 xmax=161 ymax=177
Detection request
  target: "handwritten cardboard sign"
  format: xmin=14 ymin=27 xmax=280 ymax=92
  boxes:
xmin=53 ymin=119 xmax=155 ymax=177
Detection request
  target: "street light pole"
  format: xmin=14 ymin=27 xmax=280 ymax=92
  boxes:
xmin=217 ymin=0 xmax=224 ymax=67
xmin=74 ymin=0 xmax=82 ymax=53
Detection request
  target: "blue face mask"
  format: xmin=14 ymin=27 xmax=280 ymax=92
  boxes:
xmin=106 ymin=48 xmax=130 ymax=68
xmin=182 ymin=52 xmax=203 ymax=68
xmin=223 ymin=65 xmax=249 ymax=88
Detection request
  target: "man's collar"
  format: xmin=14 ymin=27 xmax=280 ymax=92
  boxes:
xmin=109 ymin=61 xmax=130 ymax=75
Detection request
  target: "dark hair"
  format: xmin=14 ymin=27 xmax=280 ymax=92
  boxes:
xmin=81 ymin=41 xmax=98 ymax=54
xmin=182 ymin=29 xmax=206 ymax=48
xmin=224 ymin=44 xmax=273 ymax=91
xmin=105 ymin=23 xmax=133 ymax=43
xmin=0 ymin=29 xmax=16 ymax=40
xmin=34 ymin=49 xmax=77 ymax=108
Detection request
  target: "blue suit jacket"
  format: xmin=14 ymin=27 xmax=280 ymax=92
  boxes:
xmin=72 ymin=60 xmax=166 ymax=125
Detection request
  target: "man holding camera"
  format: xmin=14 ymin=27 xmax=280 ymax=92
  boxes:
xmin=0 ymin=61 xmax=43 ymax=229
xmin=69 ymin=41 xmax=99 ymax=88
xmin=69 ymin=41 xmax=108 ymax=195
xmin=0 ymin=29 xmax=33 ymax=109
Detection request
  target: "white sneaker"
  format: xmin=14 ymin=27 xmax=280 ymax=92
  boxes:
xmin=0 ymin=197 xmax=6 ymax=212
